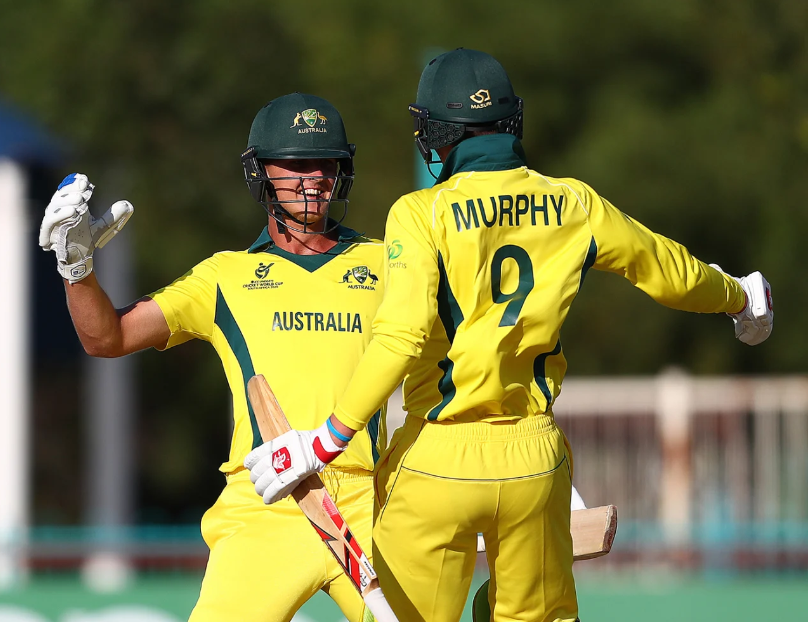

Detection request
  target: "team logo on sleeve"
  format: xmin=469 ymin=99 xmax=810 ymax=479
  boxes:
xmin=342 ymin=266 xmax=379 ymax=290
xmin=388 ymin=239 xmax=407 ymax=269
xmin=387 ymin=240 xmax=403 ymax=259
xmin=272 ymin=447 xmax=292 ymax=474
xmin=291 ymin=109 xmax=328 ymax=133
xmin=244 ymin=262 xmax=283 ymax=290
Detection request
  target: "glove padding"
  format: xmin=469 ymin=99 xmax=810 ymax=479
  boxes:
xmin=244 ymin=422 xmax=346 ymax=505
xmin=710 ymin=264 xmax=774 ymax=346
xmin=39 ymin=173 xmax=133 ymax=283
xmin=571 ymin=484 xmax=587 ymax=511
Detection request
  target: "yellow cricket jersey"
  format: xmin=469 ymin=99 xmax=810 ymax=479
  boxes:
xmin=149 ymin=223 xmax=387 ymax=473
xmin=334 ymin=134 xmax=745 ymax=430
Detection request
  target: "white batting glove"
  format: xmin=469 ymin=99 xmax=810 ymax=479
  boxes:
xmin=571 ymin=485 xmax=587 ymax=511
xmin=244 ymin=422 xmax=346 ymax=505
xmin=39 ymin=173 xmax=134 ymax=283
xmin=709 ymin=264 xmax=774 ymax=346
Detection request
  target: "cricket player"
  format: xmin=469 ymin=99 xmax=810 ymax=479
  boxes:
xmin=39 ymin=93 xmax=388 ymax=622
xmin=244 ymin=50 xmax=774 ymax=622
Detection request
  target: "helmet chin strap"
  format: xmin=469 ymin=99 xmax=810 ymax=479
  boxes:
xmin=423 ymin=158 xmax=442 ymax=181
xmin=273 ymin=207 xmax=287 ymax=234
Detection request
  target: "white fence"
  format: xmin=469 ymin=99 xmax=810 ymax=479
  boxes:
xmin=20 ymin=372 xmax=807 ymax=577
xmin=388 ymin=371 xmax=808 ymax=570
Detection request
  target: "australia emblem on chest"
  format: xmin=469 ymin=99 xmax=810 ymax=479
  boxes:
xmin=342 ymin=265 xmax=379 ymax=291
xmin=243 ymin=262 xmax=284 ymax=290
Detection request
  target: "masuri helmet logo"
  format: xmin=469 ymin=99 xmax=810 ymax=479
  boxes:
xmin=469 ymin=89 xmax=490 ymax=104
xmin=469 ymin=89 xmax=492 ymax=109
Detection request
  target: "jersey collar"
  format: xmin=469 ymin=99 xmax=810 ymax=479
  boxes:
xmin=248 ymin=220 xmax=362 ymax=254
xmin=434 ymin=134 xmax=528 ymax=185
xmin=247 ymin=220 xmax=365 ymax=272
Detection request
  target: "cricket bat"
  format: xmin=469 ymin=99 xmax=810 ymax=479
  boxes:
xmin=476 ymin=503 xmax=617 ymax=560
xmin=570 ymin=504 xmax=618 ymax=560
xmin=247 ymin=375 xmax=398 ymax=622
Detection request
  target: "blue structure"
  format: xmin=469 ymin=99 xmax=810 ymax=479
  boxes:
xmin=0 ymin=99 xmax=64 ymax=164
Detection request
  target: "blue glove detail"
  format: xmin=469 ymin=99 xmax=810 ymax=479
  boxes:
xmin=57 ymin=173 xmax=77 ymax=190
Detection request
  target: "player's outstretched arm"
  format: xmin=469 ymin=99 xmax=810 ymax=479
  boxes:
xmin=65 ymin=278 xmax=170 ymax=357
xmin=41 ymin=173 xmax=170 ymax=357
xmin=583 ymin=187 xmax=745 ymax=315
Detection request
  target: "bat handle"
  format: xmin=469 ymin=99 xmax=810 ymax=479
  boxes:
xmin=363 ymin=587 xmax=399 ymax=622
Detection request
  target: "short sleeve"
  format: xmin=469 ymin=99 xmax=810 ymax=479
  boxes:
xmin=148 ymin=255 xmax=219 ymax=349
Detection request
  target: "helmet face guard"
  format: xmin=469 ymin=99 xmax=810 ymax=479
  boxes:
xmin=241 ymin=146 xmax=355 ymax=235
xmin=409 ymin=99 xmax=524 ymax=173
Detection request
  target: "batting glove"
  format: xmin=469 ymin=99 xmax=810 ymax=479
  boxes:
xmin=571 ymin=485 xmax=587 ymax=511
xmin=39 ymin=173 xmax=133 ymax=283
xmin=244 ymin=422 xmax=346 ymax=505
xmin=710 ymin=264 xmax=774 ymax=346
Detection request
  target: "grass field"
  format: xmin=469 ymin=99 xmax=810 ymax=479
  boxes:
xmin=0 ymin=572 xmax=806 ymax=621
xmin=575 ymin=575 xmax=807 ymax=622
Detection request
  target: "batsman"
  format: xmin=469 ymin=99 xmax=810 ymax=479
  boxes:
xmin=40 ymin=93 xmax=388 ymax=622
xmin=246 ymin=49 xmax=774 ymax=621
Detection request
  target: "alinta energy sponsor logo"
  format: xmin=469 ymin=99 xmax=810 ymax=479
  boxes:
xmin=469 ymin=89 xmax=492 ymax=110
xmin=342 ymin=265 xmax=379 ymax=290
xmin=291 ymin=108 xmax=328 ymax=134
xmin=388 ymin=239 xmax=406 ymax=268
xmin=243 ymin=262 xmax=283 ymax=290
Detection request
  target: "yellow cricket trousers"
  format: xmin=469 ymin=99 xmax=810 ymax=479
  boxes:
xmin=189 ymin=466 xmax=374 ymax=622
xmin=372 ymin=414 xmax=578 ymax=622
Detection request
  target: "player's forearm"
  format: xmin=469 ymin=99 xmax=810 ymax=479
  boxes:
xmin=64 ymin=276 xmax=169 ymax=357
xmin=644 ymin=251 xmax=745 ymax=313
xmin=591 ymin=212 xmax=744 ymax=313
xmin=64 ymin=273 xmax=127 ymax=357
xmin=586 ymin=192 xmax=746 ymax=314
xmin=327 ymin=415 xmax=357 ymax=445
xmin=617 ymin=241 xmax=745 ymax=314
xmin=333 ymin=338 xmax=415 ymax=432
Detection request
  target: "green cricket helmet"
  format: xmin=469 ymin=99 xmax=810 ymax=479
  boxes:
xmin=409 ymin=48 xmax=523 ymax=167
xmin=241 ymin=92 xmax=356 ymax=234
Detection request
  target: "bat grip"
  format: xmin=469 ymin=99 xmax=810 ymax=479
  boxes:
xmin=363 ymin=587 xmax=399 ymax=622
